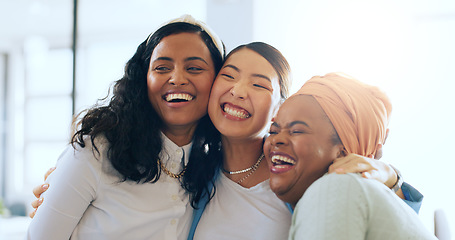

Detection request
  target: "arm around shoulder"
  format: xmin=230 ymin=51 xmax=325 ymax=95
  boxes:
xmin=26 ymin=143 xmax=101 ymax=239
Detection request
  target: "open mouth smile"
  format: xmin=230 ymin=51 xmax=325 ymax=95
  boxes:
xmin=222 ymin=103 xmax=251 ymax=119
xmin=164 ymin=93 xmax=194 ymax=103
xmin=270 ymin=154 xmax=296 ymax=174
xmin=271 ymin=155 xmax=296 ymax=167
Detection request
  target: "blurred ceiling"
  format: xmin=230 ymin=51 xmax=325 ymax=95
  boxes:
xmin=1 ymin=0 xmax=455 ymax=51
xmin=0 ymin=0 xmax=207 ymax=49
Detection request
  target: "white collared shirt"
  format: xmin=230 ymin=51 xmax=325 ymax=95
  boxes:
xmin=27 ymin=134 xmax=193 ymax=240
xmin=194 ymin=171 xmax=292 ymax=239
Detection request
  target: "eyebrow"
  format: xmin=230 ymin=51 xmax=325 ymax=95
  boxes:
xmin=154 ymin=57 xmax=173 ymax=62
xmin=223 ymin=65 xmax=271 ymax=82
xmin=271 ymin=120 xmax=309 ymax=128
xmin=223 ymin=64 xmax=240 ymax=72
xmin=186 ymin=56 xmax=209 ymax=65
xmin=252 ymin=73 xmax=271 ymax=83
xmin=153 ymin=56 xmax=209 ymax=65
xmin=289 ymin=121 xmax=309 ymax=128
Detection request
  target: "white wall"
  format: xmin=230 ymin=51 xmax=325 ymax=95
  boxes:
xmin=253 ymin=0 xmax=455 ymax=235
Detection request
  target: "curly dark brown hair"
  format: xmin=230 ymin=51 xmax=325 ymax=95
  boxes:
xmin=71 ymin=22 xmax=224 ymax=207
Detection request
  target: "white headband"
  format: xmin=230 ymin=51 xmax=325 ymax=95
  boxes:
xmin=146 ymin=14 xmax=224 ymax=59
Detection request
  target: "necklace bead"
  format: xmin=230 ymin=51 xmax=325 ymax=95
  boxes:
xmin=222 ymin=153 xmax=265 ymax=184
xmin=222 ymin=153 xmax=264 ymax=175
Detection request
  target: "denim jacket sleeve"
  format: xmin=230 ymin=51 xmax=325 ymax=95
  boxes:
xmin=401 ymin=182 xmax=424 ymax=213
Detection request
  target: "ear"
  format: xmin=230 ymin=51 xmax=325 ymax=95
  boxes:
xmin=383 ymin=128 xmax=390 ymax=145
xmin=373 ymin=144 xmax=382 ymax=160
xmin=374 ymin=128 xmax=389 ymax=160
xmin=337 ymin=145 xmax=347 ymax=158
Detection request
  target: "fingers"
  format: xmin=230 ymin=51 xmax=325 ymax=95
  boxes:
xmin=32 ymin=184 xmax=49 ymax=198
xmin=332 ymin=162 xmax=375 ymax=174
xmin=29 ymin=209 xmax=37 ymax=218
xmin=361 ymin=169 xmax=388 ymax=187
xmin=30 ymin=198 xmax=43 ymax=209
xmin=329 ymin=154 xmax=377 ymax=174
xmin=44 ymin=167 xmax=56 ymax=181
xmin=362 ymin=170 xmax=380 ymax=179
xmin=330 ymin=153 xmax=396 ymax=188
xmin=29 ymin=198 xmax=43 ymax=219
xmin=29 ymin=167 xmax=54 ymax=219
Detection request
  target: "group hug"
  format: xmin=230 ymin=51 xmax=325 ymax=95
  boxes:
xmin=26 ymin=15 xmax=436 ymax=240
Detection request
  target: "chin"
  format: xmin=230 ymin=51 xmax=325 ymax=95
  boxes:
xmin=269 ymin=178 xmax=288 ymax=197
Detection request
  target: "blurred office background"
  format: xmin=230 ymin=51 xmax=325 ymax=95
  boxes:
xmin=0 ymin=0 xmax=454 ymax=238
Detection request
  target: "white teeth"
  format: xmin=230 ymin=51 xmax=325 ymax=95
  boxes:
xmin=165 ymin=93 xmax=193 ymax=102
xmin=274 ymin=165 xmax=289 ymax=169
xmin=271 ymin=155 xmax=296 ymax=165
xmin=223 ymin=105 xmax=250 ymax=119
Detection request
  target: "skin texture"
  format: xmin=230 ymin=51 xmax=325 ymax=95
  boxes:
xmin=30 ymin=50 xmax=401 ymax=217
xmin=208 ymin=48 xmax=281 ymax=141
xmin=265 ymin=95 xmax=345 ymax=206
xmin=31 ymin=47 xmax=282 ymax=216
xmin=29 ymin=32 xmax=217 ymax=218
xmin=207 ymin=48 xmax=282 ymax=187
xmin=147 ymin=32 xmax=216 ymax=146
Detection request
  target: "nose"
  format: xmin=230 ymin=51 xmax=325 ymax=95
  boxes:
xmin=230 ymin=81 xmax=247 ymax=99
xmin=270 ymin=131 xmax=289 ymax=147
xmin=169 ymin=69 xmax=188 ymax=86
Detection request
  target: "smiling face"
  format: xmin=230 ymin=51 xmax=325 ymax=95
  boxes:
xmin=264 ymin=95 xmax=344 ymax=206
xmin=207 ymin=48 xmax=281 ymax=140
xmin=147 ymin=32 xmax=215 ymax=135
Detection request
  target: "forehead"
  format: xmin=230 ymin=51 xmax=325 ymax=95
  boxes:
xmin=224 ymin=49 xmax=276 ymax=77
xmin=151 ymin=32 xmax=211 ymax=60
xmin=275 ymin=95 xmax=329 ymax=126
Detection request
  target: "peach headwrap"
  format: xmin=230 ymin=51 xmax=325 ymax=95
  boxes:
xmin=293 ymin=72 xmax=392 ymax=157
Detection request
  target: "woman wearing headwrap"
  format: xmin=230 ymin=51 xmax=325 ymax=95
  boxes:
xmin=265 ymin=73 xmax=436 ymax=239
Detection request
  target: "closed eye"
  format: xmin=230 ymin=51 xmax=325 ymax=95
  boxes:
xmin=154 ymin=66 xmax=171 ymax=72
xmin=187 ymin=66 xmax=204 ymax=73
xmin=253 ymin=84 xmax=270 ymax=90
xmin=222 ymin=74 xmax=234 ymax=79
xmin=188 ymin=67 xmax=203 ymax=71
xmin=291 ymin=129 xmax=305 ymax=134
xmin=268 ymin=125 xmax=279 ymax=135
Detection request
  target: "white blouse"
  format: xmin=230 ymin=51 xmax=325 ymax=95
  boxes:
xmin=194 ymin=171 xmax=292 ymax=240
xmin=27 ymin=134 xmax=193 ymax=240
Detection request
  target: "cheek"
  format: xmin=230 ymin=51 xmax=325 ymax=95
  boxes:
xmin=146 ymin=73 xmax=163 ymax=98
xmin=198 ymin=73 xmax=216 ymax=95
xmin=208 ymin=80 xmax=227 ymax=110
xmin=254 ymin=93 xmax=273 ymax=116
xmin=293 ymin=140 xmax=328 ymax=169
xmin=313 ymin=144 xmax=339 ymax=170
xmin=207 ymin=85 xmax=219 ymax=110
xmin=263 ymin=139 xmax=272 ymax=166
xmin=209 ymin=77 xmax=225 ymax=96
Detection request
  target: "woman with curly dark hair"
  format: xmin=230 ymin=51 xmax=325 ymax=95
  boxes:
xmin=27 ymin=15 xmax=224 ymax=240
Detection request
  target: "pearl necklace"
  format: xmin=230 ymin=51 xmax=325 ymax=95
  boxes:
xmin=222 ymin=153 xmax=264 ymax=184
